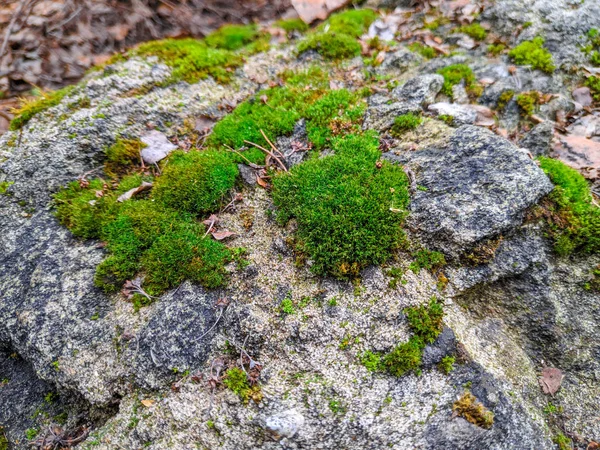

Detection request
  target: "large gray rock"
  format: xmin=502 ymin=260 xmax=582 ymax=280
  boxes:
xmin=384 ymin=125 xmax=554 ymax=258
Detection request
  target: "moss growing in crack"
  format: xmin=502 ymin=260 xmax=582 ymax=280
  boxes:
xmin=453 ymin=391 xmax=494 ymax=429
xmin=534 ymin=157 xmax=600 ymax=255
xmin=438 ymin=355 xmax=455 ymax=374
xmin=359 ymin=350 xmax=382 ymax=371
xmin=487 ymin=43 xmax=506 ymax=56
xmin=584 ymin=75 xmax=600 ymax=102
xmin=272 ymin=132 xmax=410 ymax=279
xmin=409 ymin=249 xmax=446 ymax=274
xmin=380 ymin=336 xmax=424 ymax=377
xmin=391 ymin=113 xmax=422 ymax=135
xmin=496 ymin=90 xmax=514 ymax=111
xmin=405 ymin=296 xmax=444 ymax=344
xmin=297 ymin=8 xmax=377 ymax=60
xmin=408 ymin=42 xmax=437 ymax=59
xmin=456 ymin=23 xmax=487 ymax=41
xmin=152 ymin=150 xmax=238 ymax=215
xmin=437 ymin=64 xmax=478 ymax=99
xmin=130 ymin=38 xmax=243 ymax=84
xmin=515 ymin=91 xmax=540 ymax=117
xmin=105 ymin=138 xmax=146 ymax=178
xmin=223 ymin=367 xmax=262 ymax=404
xmin=10 ymin=86 xmax=75 ymax=130
xmin=508 ymin=37 xmax=555 ymax=73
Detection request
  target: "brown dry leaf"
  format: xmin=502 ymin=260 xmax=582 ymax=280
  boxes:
xmin=587 ymin=442 xmax=600 ymax=450
xmin=141 ymin=399 xmax=155 ymax=407
xmin=553 ymin=133 xmax=600 ymax=180
xmin=211 ymin=230 xmax=236 ymax=241
xmin=141 ymin=130 xmax=177 ymax=165
xmin=117 ymin=182 xmax=153 ymax=203
xmin=471 ymin=105 xmax=496 ymax=127
xmin=291 ymin=0 xmax=350 ymax=23
xmin=539 ymin=367 xmax=563 ymax=395
xmin=256 ymin=173 xmax=270 ymax=189
xmin=202 ymin=214 xmax=219 ymax=227
xmin=424 ymin=35 xmax=450 ymax=55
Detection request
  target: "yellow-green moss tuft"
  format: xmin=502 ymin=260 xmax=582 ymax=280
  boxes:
xmin=453 ymin=391 xmax=494 ymax=429
xmin=508 ymin=37 xmax=555 ymax=73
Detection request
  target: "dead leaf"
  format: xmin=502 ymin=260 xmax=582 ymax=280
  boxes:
xmin=141 ymin=130 xmax=177 ymax=165
xmin=572 ymin=87 xmax=593 ymax=108
xmin=471 ymin=105 xmax=496 ymax=127
xmin=291 ymin=0 xmax=350 ymax=23
xmin=202 ymin=214 xmax=219 ymax=227
xmin=256 ymin=173 xmax=270 ymax=189
xmin=194 ymin=116 xmax=215 ymax=133
xmin=211 ymin=230 xmax=236 ymax=241
xmin=553 ymin=131 xmax=600 ymax=180
xmin=117 ymin=182 xmax=153 ymax=202
xmin=424 ymin=35 xmax=450 ymax=55
xmin=141 ymin=399 xmax=155 ymax=407
xmin=539 ymin=367 xmax=563 ymax=395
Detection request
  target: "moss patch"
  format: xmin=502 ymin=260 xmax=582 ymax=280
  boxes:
xmin=223 ymin=367 xmax=262 ymax=404
xmin=585 ymin=75 xmax=600 ymax=102
xmin=391 ymin=113 xmax=422 ymax=135
xmin=515 ymin=91 xmax=540 ymax=117
xmin=453 ymin=391 xmax=494 ymax=429
xmin=276 ymin=18 xmax=309 ymax=33
xmin=437 ymin=64 xmax=478 ymax=99
xmin=581 ymin=28 xmax=600 ymax=66
xmin=534 ymin=157 xmax=600 ymax=255
xmin=508 ymin=37 xmax=555 ymax=73
xmin=496 ymin=90 xmax=514 ymax=111
xmin=272 ymin=132 xmax=410 ymax=279
xmin=408 ymin=42 xmax=437 ymax=59
xmin=488 ymin=43 xmax=506 ymax=56
xmin=457 ymin=23 xmax=487 ymax=41
xmin=105 ymin=138 xmax=146 ymax=178
xmin=585 ymin=265 xmax=600 ymax=291
xmin=10 ymin=86 xmax=75 ymax=130
xmin=204 ymin=24 xmax=261 ymax=51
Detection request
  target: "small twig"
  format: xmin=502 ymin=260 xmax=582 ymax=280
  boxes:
xmin=244 ymin=140 xmax=288 ymax=172
xmin=224 ymin=144 xmax=264 ymax=169
xmin=0 ymin=0 xmax=31 ymax=59
xmin=260 ymin=129 xmax=284 ymax=158
xmin=203 ymin=218 xmax=216 ymax=237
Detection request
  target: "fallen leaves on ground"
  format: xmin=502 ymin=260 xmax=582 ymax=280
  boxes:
xmin=117 ymin=181 xmax=153 ymax=202
xmin=539 ymin=367 xmax=563 ymax=395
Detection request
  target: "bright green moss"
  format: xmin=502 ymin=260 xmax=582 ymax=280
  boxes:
xmin=437 ymin=64 xmax=477 ymax=98
xmin=0 ymin=181 xmax=13 ymax=195
xmin=585 ymin=76 xmax=600 ymax=102
xmin=439 ymin=355 xmax=455 ymax=374
xmin=408 ymin=42 xmax=437 ymax=59
xmin=10 ymin=86 xmax=75 ymax=130
xmin=515 ymin=91 xmax=540 ymax=117
xmin=409 ymin=249 xmax=446 ymax=274
xmin=297 ymin=32 xmax=362 ymax=60
xmin=508 ymin=37 xmax=555 ymax=73
xmin=105 ymin=138 xmax=146 ymax=178
xmin=276 ymin=18 xmax=309 ymax=33
xmin=457 ymin=23 xmax=487 ymax=41
xmin=423 ymin=17 xmax=450 ymax=31
xmin=131 ymin=38 xmax=242 ymax=84
xmin=223 ymin=367 xmax=262 ymax=403
xmin=404 ymin=297 xmax=444 ymax=344
xmin=537 ymin=157 xmax=600 ymax=255
xmin=204 ymin=24 xmax=261 ymax=51
xmin=391 ymin=113 xmax=422 ymax=135
xmin=152 ymin=150 xmax=238 ymax=215
xmin=272 ymin=132 xmax=410 ymax=279
xmin=380 ymin=337 xmax=423 ymax=377
xmin=553 ymin=433 xmax=572 ymax=450
xmin=360 ymin=350 xmax=382 ymax=371
xmin=0 ymin=428 xmax=7 ymax=450
xmin=496 ymin=89 xmax=514 ymax=111
xmin=487 ymin=43 xmax=506 ymax=56
xmin=321 ymin=8 xmax=378 ymax=38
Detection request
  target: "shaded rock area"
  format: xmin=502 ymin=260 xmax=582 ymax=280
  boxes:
xmin=0 ymin=1 xmax=600 ymax=449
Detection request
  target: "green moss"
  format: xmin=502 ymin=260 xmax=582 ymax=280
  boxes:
xmin=152 ymin=150 xmax=238 ymax=215
xmin=223 ymin=367 xmax=262 ymax=403
xmin=424 ymin=17 xmax=450 ymax=31
xmin=487 ymin=43 xmax=506 ymax=56
xmin=536 ymin=157 xmax=600 ymax=255
xmin=515 ymin=91 xmax=540 ymax=117
xmin=437 ymin=64 xmax=477 ymax=99
xmin=438 ymin=355 xmax=456 ymax=374
xmin=297 ymin=32 xmax=362 ymax=60
xmin=0 ymin=181 xmax=13 ymax=195
xmin=272 ymin=132 xmax=410 ymax=279
xmin=380 ymin=336 xmax=424 ymax=377
xmin=280 ymin=297 xmax=296 ymax=315
xmin=10 ymin=86 xmax=75 ymax=130
xmin=391 ymin=113 xmax=422 ymax=135
xmin=508 ymin=37 xmax=555 ymax=73
xmin=457 ymin=23 xmax=487 ymax=41
xmin=522 ymin=21 xmax=533 ymax=29
xmin=321 ymin=8 xmax=378 ymax=38
xmin=409 ymin=249 xmax=446 ymax=274
xmin=105 ymin=138 xmax=146 ymax=178
xmin=131 ymin=38 xmax=242 ymax=84
xmin=496 ymin=90 xmax=514 ymax=111
xmin=276 ymin=18 xmax=309 ymax=33
xmin=0 ymin=428 xmax=7 ymax=450
xmin=453 ymin=391 xmax=494 ymax=429
xmin=585 ymin=265 xmax=600 ymax=291
xmin=25 ymin=428 xmax=39 ymax=440
xmin=404 ymin=296 xmax=444 ymax=344
xmin=438 ymin=114 xmax=454 ymax=126
xmin=584 ymin=75 xmax=600 ymax=102
xmin=204 ymin=24 xmax=261 ymax=51
xmin=408 ymin=42 xmax=437 ymax=59
xmin=359 ymin=350 xmax=382 ymax=371
xmin=553 ymin=432 xmax=572 ymax=450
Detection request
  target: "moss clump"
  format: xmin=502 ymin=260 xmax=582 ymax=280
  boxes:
xmin=209 ymin=71 xmax=363 ymax=154
xmin=496 ymin=90 xmax=514 ymax=111
xmin=553 ymin=432 xmax=573 ymax=450
xmin=10 ymin=86 xmax=75 ymax=130
xmin=297 ymin=8 xmax=377 ymax=60
xmin=533 ymin=157 xmax=600 ymax=256
xmin=391 ymin=113 xmax=422 ymax=135
xmin=423 ymin=17 xmax=450 ymax=31
xmin=438 ymin=355 xmax=455 ymax=374
xmin=581 ymin=28 xmax=600 ymax=66
xmin=487 ymin=43 xmax=506 ymax=56
xmin=204 ymin=24 xmax=261 ymax=51
xmin=276 ymin=18 xmax=309 ymax=33
xmin=131 ymin=38 xmax=242 ymax=84
xmin=359 ymin=350 xmax=382 ymax=371
xmin=223 ymin=367 xmax=262 ymax=404
xmin=464 ymin=236 xmax=503 ymax=265
xmin=437 ymin=64 xmax=478 ymax=99
xmin=408 ymin=42 xmax=437 ymax=59
xmin=105 ymin=138 xmax=146 ymax=178
xmin=380 ymin=337 xmax=424 ymax=377
xmin=508 ymin=37 xmax=555 ymax=73
xmin=272 ymin=132 xmax=410 ymax=279
xmin=453 ymin=391 xmax=494 ymax=429
xmin=457 ymin=23 xmax=487 ymax=41
xmin=585 ymin=265 xmax=600 ymax=291
xmin=515 ymin=91 xmax=540 ymax=117
xmin=0 ymin=181 xmax=13 ymax=195
xmin=585 ymin=75 xmax=600 ymax=102
xmin=404 ymin=297 xmax=444 ymax=344
xmin=409 ymin=249 xmax=446 ymax=274
xmin=152 ymin=150 xmax=238 ymax=215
